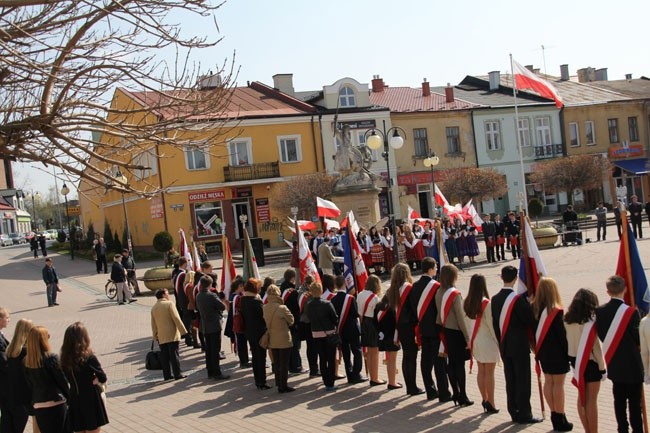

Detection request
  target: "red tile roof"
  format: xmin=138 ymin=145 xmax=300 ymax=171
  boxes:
xmin=369 ymin=87 xmax=479 ymax=112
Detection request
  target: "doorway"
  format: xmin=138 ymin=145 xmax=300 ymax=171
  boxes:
xmin=232 ymin=200 xmax=252 ymax=240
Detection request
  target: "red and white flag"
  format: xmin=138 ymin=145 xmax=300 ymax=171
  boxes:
xmin=221 ymin=235 xmax=236 ymax=298
xmin=513 ymin=59 xmax=563 ymax=108
xmin=317 ymin=197 xmax=341 ymax=218
xmin=517 ymin=214 xmax=547 ymax=296
xmin=323 ymin=217 xmax=340 ymax=231
xmin=179 ymin=229 xmax=193 ymax=272
xmin=296 ymin=223 xmax=321 ymax=284
xmin=287 ymin=217 xmax=317 ymax=232
xmin=191 ymin=243 xmax=201 ymax=272
xmin=464 ymin=199 xmax=484 ymax=231
xmin=344 ymin=211 xmax=369 ymax=292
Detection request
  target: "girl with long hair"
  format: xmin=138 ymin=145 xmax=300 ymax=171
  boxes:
xmin=435 ymin=264 xmax=472 ymax=407
xmin=5 ymin=318 xmax=36 ymax=433
xmin=357 ymin=275 xmax=384 ymax=386
xmin=463 ymin=275 xmax=499 ymax=414
xmin=533 ymin=277 xmax=572 ymax=431
xmin=60 ymin=322 xmax=109 ymax=433
xmin=24 ymin=326 xmax=70 ymax=433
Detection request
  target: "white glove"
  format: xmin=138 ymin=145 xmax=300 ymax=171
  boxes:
xmin=378 ymin=332 xmax=385 ymax=341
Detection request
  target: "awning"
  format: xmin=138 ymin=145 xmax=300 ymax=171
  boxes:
xmin=613 ymin=158 xmax=649 ymax=175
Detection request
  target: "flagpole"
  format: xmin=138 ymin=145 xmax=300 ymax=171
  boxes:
xmin=510 ymin=54 xmax=529 ymax=217
xmin=620 ymin=203 xmax=649 ymax=433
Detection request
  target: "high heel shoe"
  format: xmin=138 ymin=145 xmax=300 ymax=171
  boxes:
xmin=482 ymin=401 xmax=499 ymax=414
xmin=456 ymin=396 xmax=474 ymax=407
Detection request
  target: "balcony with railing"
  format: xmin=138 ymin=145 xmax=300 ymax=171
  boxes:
xmin=223 ymin=161 xmax=280 ymax=182
xmin=534 ymin=143 xmax=565 ymax=160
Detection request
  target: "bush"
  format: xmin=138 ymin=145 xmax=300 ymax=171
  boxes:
xmin=528 ymin=198 xmax=545 ymax=219
xmin=153 ymin=231 xmax=173 ymax=253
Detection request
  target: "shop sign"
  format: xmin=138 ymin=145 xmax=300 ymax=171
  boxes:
xmin=256 ymin=198 xmax=270 ymax=223
xmin=188 ymin=189 xmax=225 ymax=203
xmin=234 ymin=187 xmax=252 ymax=198
xmin=609 ymin=143 xmax=644 ymax=159
xmin=150 ymin=197 xmax=164 ymax=219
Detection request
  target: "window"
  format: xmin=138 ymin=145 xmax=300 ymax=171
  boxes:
xmin=184 ymin=143 xmax=210 ymax=170
xmin=228 ymin=139 xmax=252 ymax=166
xmin=629 ymin=117 xmax=639 ymax=142
xmin=277 ymin=135 xmax=302 ymax=163
xmin=446 ymin=127 xmax=460 ymax=153
xmin=338 ymin=86 xmax=356 ymax=107
xmin=194 ymin=201 xmax=223 ymax=238
xmin=569 ymin=122 xmax=580 ymax=147
xmin=485 ymin=121 xmax=501 ymax=150
xmin=413 ymin=128 xmax=428 ymax=156
xmin=585 ymin=121 xmax=595 ymax=145
xmin=535 ymin=116 xmax=552 ymax=146
xmin=608 ymin=118 xmax=619 ymax=143
xmin=517 ymin=118 xmax=531 ymax=147
xmin=134 ymin=150 xmax=158 ymax=180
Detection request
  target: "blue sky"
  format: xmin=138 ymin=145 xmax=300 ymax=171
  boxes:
xmin=15 ymin=0 xmax=650 ymax=197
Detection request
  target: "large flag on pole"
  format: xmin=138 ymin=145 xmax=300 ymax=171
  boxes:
xmin=221 ymin=236 xmax=237 ymax=298
xmin=433 ymin=221 xmax=448 ymax=269
xmin=191 ymin=243 xmax=201 ymax=272
xmin=616 ymin=215 xmax=650 ymax=315
xmin=179 ymin=229 xmax=194 ymax=272
xmin=242 ymin=229 xmax=260 ymax=281
xmin=296 ymin=223 xmax=321 ymax=284
xmin=342 ymin=211 xmax=369 ymax=293
xmin=513 ymin=59 xmax=563 ymax=108
xmin=517 ymin=214 xmax=547 ymax=296
xmin=316 ymin=197 xmax=341 ymax=218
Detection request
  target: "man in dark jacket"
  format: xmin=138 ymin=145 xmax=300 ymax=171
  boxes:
xmin=42 ymin=258 xmax=60 ymax=307
xmin=629 ymin=195 xmax=644 ymax=239
xmin=481 ymin=214 xmax=497 ymax=263
xmin=280 ymin=269 xmax=306 ymax=374
xmin=121 ymin=249 xmax=141 ymax=296
xmin=398 ymin=267 xmax=424 ymax=397
xmin=195 ymin=276 xmax=229 ymax=381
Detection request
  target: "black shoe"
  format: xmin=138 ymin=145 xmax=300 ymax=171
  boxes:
xmin=309 ymin=371 xmax=321 ymax=377
xmin=482 ymin=401 xmax=500 ymax=414
xmin=128 ymin=299 xmax=137 ymax=303
xmin=256 ymin=384 xmax=271 ymax=390
xmin=348 ymin=376 xmax=368 ymax=384
xmin=279 ymin=387 xmax=296 ymax=393
xmin=53 ymin=302 xmax=59 ymax=306
xmin=407 ymin=387 xmax=425 ymax=396
xmin=369 ymin=380 xmax=386 ymax=386
xmin=211 ymin=374 xmax=230 ymax=381
xmin=387 ymin=383 xmax=403 ymax=390
xmin=517 ymin=416 xmax=543 ymax=424
xmin=456 ymin=396 xmax=474 ymax=407
xmin=239 ymin=362 xmax=252 ymax=369
xmin=289 ymin=368 xmax=307 ymax=375
xmin=174 ymin=375 xmax=187 ymax=380
xmin=426 ymin=390 xmax=439 ymax=401
xmin=117 ymin=302 xmax=124 ymax=305
xmin=439 ymin=393 xmax=454 ymax=403
xmin=334 ymin=375 xmax=346 ymax=381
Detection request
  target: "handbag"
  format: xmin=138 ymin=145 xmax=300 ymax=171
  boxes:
xmin=259 ymin=305 xmax=279 ymax=350
xmin=145 ymin=341 xmax=162 ymax=370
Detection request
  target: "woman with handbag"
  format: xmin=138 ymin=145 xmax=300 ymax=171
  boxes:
xmin=262 ymin=285 xmax=296 ymax=393
xmin=435 ymin=264 xmax=473 ymax=407
xmin=24 ymin=326 xmax=70 ymax=433
xmin=239 ymin=278 xmax=270 ymax=390
xmin=60 ymin=322 xmax=109 ymax=433
xmin=305 ymin=282 xmax=339 ymax=392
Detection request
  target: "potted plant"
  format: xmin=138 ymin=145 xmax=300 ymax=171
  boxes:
xmin=527 ymin=198 xmax=558 ymax=249
xmin=142 ymin=231 xmax=176 ymax=292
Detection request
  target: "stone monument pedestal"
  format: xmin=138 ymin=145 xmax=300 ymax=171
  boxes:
xmin=329 ymin=185 xmax=381 ymax=228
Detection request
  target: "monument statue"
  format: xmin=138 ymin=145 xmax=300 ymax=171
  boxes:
xmin=333 ymin=123 xmax=376 ymax=190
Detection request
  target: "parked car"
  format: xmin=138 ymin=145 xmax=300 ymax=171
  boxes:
xmin=9 ymin=233 xmax=26 ymax=244
xmin=0 ymin=234 xmax=12 ymax=247
xmin=46 ymin=229 xmax=58 ymax=239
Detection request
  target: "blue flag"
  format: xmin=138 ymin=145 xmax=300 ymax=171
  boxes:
xmin=616 ymin=223 xmax=650 ymax=315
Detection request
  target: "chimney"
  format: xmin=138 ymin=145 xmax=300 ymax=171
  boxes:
xmin=626 ymin=73 xmax=633 ymax=80
xmin=272 ymin=73 xmax=295 ymax=96
xmin=533 ymin=68 xmax=541 ymax=75
xmin=371 ymin=75 xmax=385 ymax=92
xmin=197 ymin=73 xmax=222 ymax=89
xmin=560 ymin=64 xmax=570 ymax=81
xmin=525 ymin=65 xmax=534 ymax=72
xmin=445 ymin=83 xmax=454 ymax=103
xmin=577 ymin=67 xmax=596 ymax=83
xmin=422 ymin=78 xmax=430 ymax=97
xmin=595 ymin=68 xmax=608 ymax=81
xmin=488 ymin=71 xmax=500 ymax=91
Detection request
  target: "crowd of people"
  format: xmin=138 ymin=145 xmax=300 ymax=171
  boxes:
xmin=0 ymin=310 xmax=108 ymax=433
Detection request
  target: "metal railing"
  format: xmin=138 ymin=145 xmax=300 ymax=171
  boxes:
xmin=223 ymin=161 xmax=280 ymax=182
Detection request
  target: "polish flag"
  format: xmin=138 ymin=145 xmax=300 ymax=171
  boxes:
xmin=513 ymin=60 xmax=563 ymax=108
xmin=407 ymin=205 xmax=433 ymax=227
xmin=287 ymin=218 xmax=317 ymax=231
xmin=343 ymin=211 xmax=368 ymax=292
xmin=323 ymin=217 xmax=340 ymax=231
xmin=296 ymin=223 xmax=321 ymax=284
xmin=463 ymin=200 xmax=484 ymax=231
xmin=317 ymin=197 xmax=341 ymax=218
xmin=517 ymin=214 xmax=547 ymax=296
xmin=191 ymin=243 xmax=201 ymax=272
xmin=435 ymin=184 xmax=450 ymax=207
xmin=220 ymin=235 xmax=236 ymax=298
xmin=178 ymin=229 xmax=193 ymax=272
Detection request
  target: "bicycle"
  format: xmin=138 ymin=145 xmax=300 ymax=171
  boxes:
xmin=105 ymin=279 xmax=136 ymax=300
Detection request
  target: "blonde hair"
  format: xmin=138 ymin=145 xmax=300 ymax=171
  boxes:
xmin=533 ymin=277 xmax=563 ymax=319
xmin=0 ymin=307 xmax=7 ymax=319
xmin=365 ymin=275 xmax=382 ymax=296
xmin=266 ymin=284 xmax=281 ymax=297
xmin=185 ymin=271 xmax=195 ymax=287
xmin=309 ymin=282 xmax=323 ymax=297
xmin=24 ymin=326 xmax=51 ymax=369
xmin=7 ymin=319 xmax=34 ymax=358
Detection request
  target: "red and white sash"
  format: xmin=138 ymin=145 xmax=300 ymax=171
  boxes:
xmin=394 ymin=282 xmax=413 ymax=343
xmin=262 ymin=292 xmax=268 ymax=304
xmin=602 ymin=303 xmax=636 ymax=364
xmin=337 ymin=294 xmax=354 ymax=334
xmin=534 ymin=307 xmax=561 ymax=376
xmin=322 ymin=290 xmax=335 ymax=301
xmin=469 ymin=298 xmax=490 ymax=373
xmin=498 ymin=291 xmax=518 ymax=345
xmin=232 ymin=294 xmax=241 ymax=315
xmin=571 ymin=320 xmax=598 ymax=406
xmin=298 ymin=293 xmax=308 ymax=314
xmin=438 ymin=288 xmax=461 ymax=355
xmin=415 ymin=279 xmax=441 ymax=346
xmin=361 ymin=292 xmax=378 ymax=318
xmin=282 ymin=288 xmax=293 ymax=304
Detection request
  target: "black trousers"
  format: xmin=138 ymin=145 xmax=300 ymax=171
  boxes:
xmin=235 ymin=333 xmax=249 ymax=365
xmin=511 ymin=240 xmax=521 ymax=259
xmin=632 ymin=218 xmax=643 ymax=239
xmin=204 ymin=332 xmax=222 ymax=378
xmin=289 ymin=328 xmax=303 ymax=372
xmin=503 ymin=353 xmax=532 ymax=422
xmin=314 ymin=337 xmax=336 ymax=387
xmin=617 ymin=221 xmax=623 ymax=239
xmin=272 ymin=348 xmax=291 ymax=391
xmin=397 ymin=324 xmax=419 ymax=393
xmin=159 ymin=341 xmax=182 ymax=380
xmin=0 ymin=404 xmax=29 ymax=433
xmin=248 ymin=338 xmax=267 ymax=386
xmin=34 ymin=404 xmax=67 ymax=433
xmin=341 ymin=335 xmax=363 ymax=382
xmin=597 ymin=220 xmax=607 ymax=240
xmin=181 ymin=310 xmax=194 ymax=344
xmin=612 ymin=381 xmax=643 ymax=433
xmin=305 ymin=333 xmax=319 ymax=373
xmin=485 ymin=242 xmax=496 ymax=262
xmin=421 ymin=336 xmax=450 ymax=397
xmin=496 ymin=241 xmax=505 ymax=260
xmin=96 ymin=255 xmax=107 ymax=273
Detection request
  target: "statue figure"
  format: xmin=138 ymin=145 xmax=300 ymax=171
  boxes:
xmin=332 ymin=123 xmax=377 ymax=190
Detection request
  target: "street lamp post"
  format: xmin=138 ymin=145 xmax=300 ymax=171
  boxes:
xmin=29 ymin=191 xmax=40 ymax=231
xmin=61 ymin=183 xmax=73 ymax=260
xmin=115 ymin=170 xmax=132 ymax=254
xmin=365 ymin=120 xmax=406 ymax=267
xmin=423 ymin=150 xmax=440 ymax=217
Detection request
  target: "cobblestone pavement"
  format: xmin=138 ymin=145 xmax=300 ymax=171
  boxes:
xmin=1 ymin=228 xmax=648 ymax=432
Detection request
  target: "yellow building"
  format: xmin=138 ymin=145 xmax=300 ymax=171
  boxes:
xmin=80 ymin=80 xmax=323 ymax=253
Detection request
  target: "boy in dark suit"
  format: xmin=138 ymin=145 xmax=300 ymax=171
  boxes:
xmin=491 ymin=266 xmax=542 ymax=424
xmin=595 ymin=275 xmax=643 ymax=433
xmin=330 ymin=276 xmax=366 ymax=384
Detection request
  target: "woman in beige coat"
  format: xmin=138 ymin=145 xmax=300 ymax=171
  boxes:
xmin=263 ymin=285 xmax=295 ymax=393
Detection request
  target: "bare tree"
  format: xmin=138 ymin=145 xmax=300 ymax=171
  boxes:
xmin=438 ymin=167 xmax=508 ymax=205
xmin=270 ymin=172 xmax=337 ymax=219
xmin=0 ymin=0 xmax=236 ymax=196
xmin=529 ymin=154 xmax=611 ymax=205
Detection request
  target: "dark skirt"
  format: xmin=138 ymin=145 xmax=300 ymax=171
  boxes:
xmin=445 ymin=238 xmax=458 ymax=259
xmin=360 ymin=316 xmax=379 ymax=347
xmin=466 ymin=234 xmax=479 ymax=256
xmin=569 ymin=357 xmax=603 ymax=382
xmin=540 ymin=357 xmax=570 ymax=375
